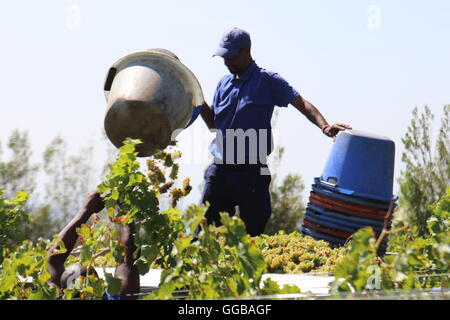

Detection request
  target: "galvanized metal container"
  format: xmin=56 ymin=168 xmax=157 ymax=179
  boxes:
xmin=103 ymin=49 xmax=204 ymax=157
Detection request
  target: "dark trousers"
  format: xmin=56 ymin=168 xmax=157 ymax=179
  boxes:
xmin=199 ymin=163 xmax=272 ymax=237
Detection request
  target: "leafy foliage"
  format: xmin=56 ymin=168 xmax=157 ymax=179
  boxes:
xmin=0 ymin=130 xmax=98 ymax=241
xmin=146 ymin=209 xmax=300 ymax=299
xmin=2 ymin=134 xmax=448 ymax=300
xmin=0 ymin=239 xmax=59 ymax=300
xmin=4 ymin=138 xmax=304 ymax=300
xmin=62 ymin=216 xmax=124 ymax=299
xmin=398 ymin=105 xmax=449 ymax=236
xmin=0 ymin=190 xmax=64 ymax=299
xmin=0 ymin=190 xmax=30 ymax=265
xmin=43 ymin=135 xmax=95 ymax=229
xmin=330 ymin=187 xmax=450 ymax=294
xmin=0 ymin=130 xmax=53 ymax=242
xmin=0 ymin=130 xmax=39 ymax=199
xmin=96 ymin=138 xmax=300 ymax=299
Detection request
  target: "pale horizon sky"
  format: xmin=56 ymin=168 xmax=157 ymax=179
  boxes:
xmin=1 ymin=1 xmax=449 ymax=209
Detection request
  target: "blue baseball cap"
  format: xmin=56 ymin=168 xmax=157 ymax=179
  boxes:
xmin=213 ymin=28 xmax=251 ymax=59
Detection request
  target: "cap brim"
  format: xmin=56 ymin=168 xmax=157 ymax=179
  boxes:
xmin=212 ymin=47 xmax=239 ymax=58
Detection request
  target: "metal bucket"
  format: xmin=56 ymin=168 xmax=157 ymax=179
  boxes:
xmin=103 ymin=49 xmax=204 ymax=157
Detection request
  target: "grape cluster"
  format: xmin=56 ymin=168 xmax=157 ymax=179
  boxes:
xmin=256 ymin=232 xmax=345 ymax=274
xmin=170 ymin=177 xmax=192 ymax=207
xmin=145 ymin=149 xmax=191 ymax=207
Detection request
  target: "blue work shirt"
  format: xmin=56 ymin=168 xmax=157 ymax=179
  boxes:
xmin=209 ymin=61 xmax=301 ymax=164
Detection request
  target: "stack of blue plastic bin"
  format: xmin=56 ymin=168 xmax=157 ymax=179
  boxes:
xmin=301 ymin=130 xmax=397 ymax=253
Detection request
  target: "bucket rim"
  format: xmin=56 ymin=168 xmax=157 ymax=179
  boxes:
xmin=104 ymin=50 xmax=205 ymax=113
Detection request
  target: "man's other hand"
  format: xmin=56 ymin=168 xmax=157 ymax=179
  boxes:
xmin=322 ymin=123 xmax=352 ymax=140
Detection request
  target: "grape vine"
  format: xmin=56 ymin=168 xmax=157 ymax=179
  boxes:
xmin=1 ymin=137 xmax=447 ymax=300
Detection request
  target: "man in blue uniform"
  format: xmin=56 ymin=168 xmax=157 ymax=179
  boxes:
xmin=199 ymin=28 xmax=351 ymax=236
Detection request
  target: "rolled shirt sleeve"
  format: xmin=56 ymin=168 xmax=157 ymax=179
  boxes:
xmin=268 ymin=72 xmax=301 ymax=107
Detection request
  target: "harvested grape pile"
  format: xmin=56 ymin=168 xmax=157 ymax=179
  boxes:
xmin=255 ymin=232 xmax=346 ymax=274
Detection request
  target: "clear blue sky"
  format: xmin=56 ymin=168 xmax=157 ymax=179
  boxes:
xmin=1 ymin=0 xmax=449 ymax=208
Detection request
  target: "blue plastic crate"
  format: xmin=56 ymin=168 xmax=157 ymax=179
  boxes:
xmin=320 ymin=130 xmax=396 ymax=202
xmin=312 ymin=178 xmax=394 ymax=210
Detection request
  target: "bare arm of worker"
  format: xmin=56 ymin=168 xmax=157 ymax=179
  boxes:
xmin=290 ymin=96 xmax=352 ymax=138
xmin=200 ymin=102 xmax=215 ymax=130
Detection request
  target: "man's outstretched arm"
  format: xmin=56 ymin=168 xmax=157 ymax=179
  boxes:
xmin=47 ymin=190 xmax=104 ymax=288
xmin=290 ymin=96 xmax=352 ymax=138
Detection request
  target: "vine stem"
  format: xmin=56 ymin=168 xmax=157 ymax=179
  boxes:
xmin=374 ymin=197 xmax=397 ymax=250
xmin=82 ymin=222 xmax=112 ymax=291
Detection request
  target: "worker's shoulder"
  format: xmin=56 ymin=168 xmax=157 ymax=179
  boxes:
xmin=257 ymin=66 xmax=286 ymax=81
xmin=216 ymin=74 xmax=233 ymax=87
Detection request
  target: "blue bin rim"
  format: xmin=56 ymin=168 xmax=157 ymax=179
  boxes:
xmin=315 ymin=177 xmax=398 ymax=203
xmin=301 ymin=226 xmax=347 ymax=245
xmin=311 ymin=183 xmax=393 ymax=210
xmin=302 ymin=226 xmax=387 ymax=249
xmin=305 ymin=210 xmax=369 ymax=233
xmin=305 ymin=208 xmax=385 ymax=233
xmin=340 ymin=129 xmax=394 ymax=142
xmin=307 ymin=202 xmax=387 ymax=228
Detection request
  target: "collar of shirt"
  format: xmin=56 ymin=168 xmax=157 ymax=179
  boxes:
xmin=232 ymin=61 xmax=258 ymax=82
